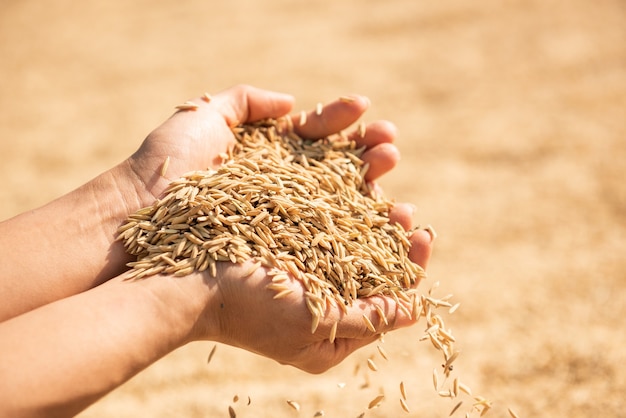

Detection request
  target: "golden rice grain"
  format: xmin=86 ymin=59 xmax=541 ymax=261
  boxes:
xmin=286 ymin=400 xmax=300 ymax=412
xmin=299 ymin=110 xmax=307 ymax=126
xmin=507 ymin=407 xmax=520 ymax=418
xmin=400 ymin=398 xmax=410 ymax=413
xmin=367 ymin=394 xmax=385 ymax=409
xmin=432 ymin=368 xmax=439 ymax=391
xmin=367 ymin=358 xmax=378 ymax=372
xmin=338 ymin=95 xmax=356 ymax=103
xmin=424 ymin=224 xmax=438 ymax=241
xmin=207 ymin=344 xmax=217 ymax=365
xmin=362 ymin=314 xmax=376 ymax=333
xmin=374 ymin=304 xmax=389 ymax=326
xmin=160 ymin=156 xmax=170 ymax=177
xmin=443 ymin=350 xmax=460 ymax=377
xmin=329 ymin=321 xmax=338 ymax=344
xmin=315 ymin=102 xmax=323 ymax=116
xmin=452 ymin=377 xmax=459 ymax=397
xmin=449 ymin=401 xmax=463 ymax=416
xmin=399 ymin=381 xmax=407 ymax=400
xmin=438 ymin=390 xmax=452 ymax=398
xmin=448 ymin=302 xmax=461 ymax=314
xmin=117 ymin=117 xmax=440 ymax=414
xmin=458 ymin=381 xmax=473 ymax=396
xmin=202 ymin=92 xmax=212 ymax=102
xmin=175 ymin=101 xmax=199 ymax=111
xmin=376 ymin=345 xmax=388 ymax=361
xmin=228 ymin=405 xmax=236 ymax=418
xmin=358 ymin=122 xmax=366 ymax=138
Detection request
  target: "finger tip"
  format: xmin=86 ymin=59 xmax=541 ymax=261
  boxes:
xmin=361 ymin=143 xmax=400 ymax=181
xmin=339 ymin=94 xmax=370 ymax=112
xmin=369 ymin=120 xmax=398 ymax=142
xmin=409 ymin=228 xmax=435 ymax=269
xmin=389 ymin=202 xmax=414 ymax=230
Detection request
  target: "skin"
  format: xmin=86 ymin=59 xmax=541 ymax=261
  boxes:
xmin=0 ymin=85 xmax=434 ymax=417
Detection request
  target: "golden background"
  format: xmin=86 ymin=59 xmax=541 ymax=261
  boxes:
xmin=1 ymin=1 xmax=625 ymax=416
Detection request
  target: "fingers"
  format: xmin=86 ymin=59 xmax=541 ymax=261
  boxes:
xmin=389 ymin=203 xmax=435 ymax=269
xmin=354 ymin=121 xmax=399 ymax=182
xmin=360 ymin=142 xmax=400 ymax=182
xmin=349 ymin=120 xmax=397 ymax=149
xmin=388 ymin=202 xmax=415 ymax=230
xmin=210 ymin=84 xmax=295 ymax=127
xmin=408 ymin=228 xmax=434 ymax=270
xmin=292 ymin=95 xmax=370 ymax=139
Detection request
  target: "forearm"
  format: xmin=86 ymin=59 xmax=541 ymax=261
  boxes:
xmin=0 ymin=272 xmax=204 ymax=418
xmin=0 ymin=161 xmax=153 ymax=320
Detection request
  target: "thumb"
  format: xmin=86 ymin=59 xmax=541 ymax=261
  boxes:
xmin=212 ymin=84 xmax=295 ymax=127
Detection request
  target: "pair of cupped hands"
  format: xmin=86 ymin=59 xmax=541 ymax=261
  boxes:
xmin=125 ymin=84 xmax=434 ymax=373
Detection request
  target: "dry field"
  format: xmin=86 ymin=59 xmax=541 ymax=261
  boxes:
xmin=1 ymin=1 xmax=625 ymax=416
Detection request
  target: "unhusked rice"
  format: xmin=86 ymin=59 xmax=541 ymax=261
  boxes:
xmin=117 ymin=117 xmax=426 ymax=326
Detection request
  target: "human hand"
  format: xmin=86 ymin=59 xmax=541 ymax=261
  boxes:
xmin=168 ymin=89 xmax=432 ymax=371
xmin=186 ymin=225 xmax=432 ymax=374
xmin=126 ymin=85 xmax=434 ymax=372
xmin=124 ymin=84 xmax=408 ymax=208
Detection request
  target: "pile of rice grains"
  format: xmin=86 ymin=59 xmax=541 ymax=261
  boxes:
xmin=117 ymin=98 xmax=518 ymax=418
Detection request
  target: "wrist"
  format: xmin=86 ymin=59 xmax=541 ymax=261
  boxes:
xmin=132 ymin=271 xmax=219 ymax=346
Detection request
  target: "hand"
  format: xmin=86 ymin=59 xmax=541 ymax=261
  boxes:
xmin=189 ymin=227 xmax=432 ymax=374
xmin=124 ymin=84 xmax=407 ymax=206
xmin=144 ymin=88 xmax=435 ymax=372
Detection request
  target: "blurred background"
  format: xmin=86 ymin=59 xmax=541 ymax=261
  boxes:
xmin=1 ymin=0 xmax=625 ymax=416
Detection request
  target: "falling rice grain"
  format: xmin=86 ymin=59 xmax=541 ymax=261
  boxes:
xmin=367 ymin=358 xmax=378 ymax=372
xmin=399 ymin=381 xmax=407 ymax=400
xmin=432 ymin=368 xmax=439 ymax=391
xmin=507 ymin=407 xmax=520 ymax=418
xmin=207 ymin=344 xmax=217 ymax=365
xmin=452 ymin=377 xmax=459 ymax=397
xmin=315 ymin=102 xmax=323 ymax=116
xmin=228 ymin=405 xmax=236 ymax=418
xmin=202 ymin=92 xmax=212 ymax=102
xmin=286 ymin=400 xmax=300 ymax=412
xmin=449 ymin=302 xmax=461 ymax=314
xmin=423 ymin=224 xmax=438 ymax=241
xmin=376 ymin=345 xmax=388 ymax=361
xmin=438 ymin=390 xmax=452 ymax=398
xmin=458 ymin=381 xmax=473 ymax=396
xmin=400 ymin=398 xmax=410 ymax=413
xmin=449 ymin=401 xmax=463 ymax=416
xmin=367 ymin=394 xmax=385 ymax=409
